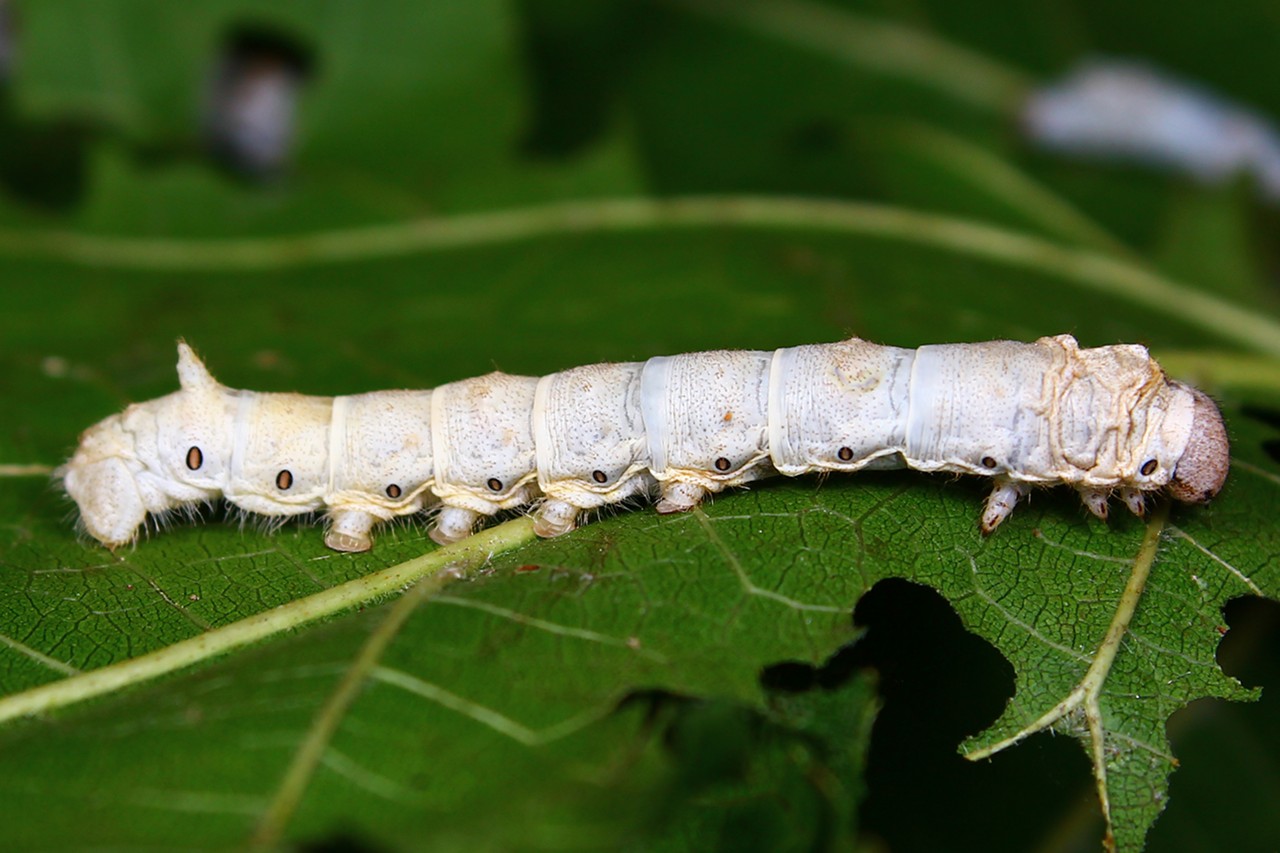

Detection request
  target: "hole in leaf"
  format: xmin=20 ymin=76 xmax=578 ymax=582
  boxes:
xmin=851 ymin=579 xmax=1093 ymax=850
xmin=1151 ymin=597 xmax=1280 ymax=850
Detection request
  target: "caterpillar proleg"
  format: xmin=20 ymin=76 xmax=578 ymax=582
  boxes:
xmin=60 ymin=336 xmax=1229 ymax=553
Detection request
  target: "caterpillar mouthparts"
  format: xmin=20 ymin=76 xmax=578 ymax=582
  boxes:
xmin=59 ymin=336 xmax=1227 ymax=552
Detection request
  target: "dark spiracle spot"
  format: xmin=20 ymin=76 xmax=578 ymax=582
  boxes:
xmin=386 ymin=483 xmax=401 ymax=499
xmin=837 ymin=447 xmax=854 ymax=462
xmin=1141 ymin=459 xmax=1158 ymax=476
xmin=186 ymin=446 xmax=204 ymax=471
xmin=276 ymin=469 xmax=293 ymax=490
xmin=591 ymin=470 xmax=608 ymax=484
xmin=714 ymin=457 xmax=732 ymax=472
xmin=487 ymin=477 xmax=503 ymax=492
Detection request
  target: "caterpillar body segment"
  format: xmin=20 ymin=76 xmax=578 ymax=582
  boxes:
xmin=532 ymin=362 xmax=652 ymax=537
xmin=60 ymin=335 xmax=1229 ymax=552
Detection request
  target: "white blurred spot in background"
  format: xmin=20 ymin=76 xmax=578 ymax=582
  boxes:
xmin=1023 ymin=60 xmax=1280 ymax=202
xmin=204 ymin=25 xmax=313 ymax=180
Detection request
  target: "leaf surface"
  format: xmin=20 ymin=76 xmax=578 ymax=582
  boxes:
xmin=1 ymin=2 xmax=1279 ymax=851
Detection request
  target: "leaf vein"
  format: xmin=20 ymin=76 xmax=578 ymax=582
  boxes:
xmin=1167 ymin=526 xmax=1264 ymax=595
xmin=0 ymin=632 xmax=81 ymax=676
xmin=696 ymin=511 xmax=848 ymax=613
xmin=432 ymin=594 xmax=668 ymax=661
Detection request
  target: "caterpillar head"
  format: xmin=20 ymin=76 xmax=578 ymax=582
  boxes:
xmin=60 ymin=342 xmax=234 ymax=548
xmin=59 ymin=409 xmax=150 ymax=549
xmin=1168 ymin=386 xmax=1229 ymax=504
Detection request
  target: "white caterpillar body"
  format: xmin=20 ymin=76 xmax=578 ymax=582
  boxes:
xmin=60 ymin=336 xmax=1229 ymax=553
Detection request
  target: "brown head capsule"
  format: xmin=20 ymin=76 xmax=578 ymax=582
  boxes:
xmin=1168 ymin=387 xmax=1229 ymax=504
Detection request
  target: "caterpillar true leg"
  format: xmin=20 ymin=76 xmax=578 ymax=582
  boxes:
xmin=1078 ymin=487 xmax=1112 ymax=521
xmin=980 ymin=479 xmax=1029 ymax=535
xmin=1119 ymin=487 xmax=1146 ymax=517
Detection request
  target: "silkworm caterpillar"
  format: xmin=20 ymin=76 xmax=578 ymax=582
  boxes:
xmin=60 ymin=336 xmax=1229 ymax=553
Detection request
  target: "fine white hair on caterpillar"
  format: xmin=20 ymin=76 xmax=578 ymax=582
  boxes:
xmin=59 ymin=336 xmax=1229 ymax=553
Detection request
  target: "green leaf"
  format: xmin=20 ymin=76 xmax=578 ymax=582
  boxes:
xmin=4 ymin=0 xmax=642 ymax=232
xmin=2 ymin=2 xmax=1279 ymax=851
xmin=2 ymin=212 xmax=1277 ymax=850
